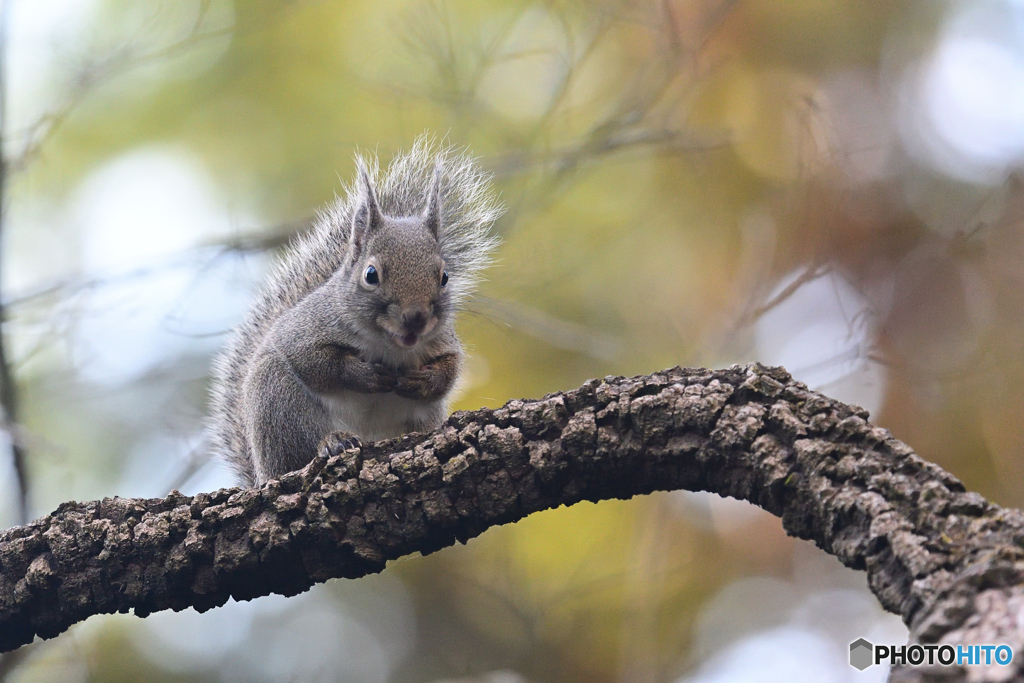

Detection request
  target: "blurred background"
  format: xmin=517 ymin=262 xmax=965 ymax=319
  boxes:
xmin=3 ymin=0 xmax=1024 ymax=680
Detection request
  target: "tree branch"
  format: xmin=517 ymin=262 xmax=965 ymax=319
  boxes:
xmin=0 ymin=364 xmax=1021 ymax=682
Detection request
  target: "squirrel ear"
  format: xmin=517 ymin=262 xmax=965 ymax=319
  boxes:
xmin=351 ymin=163 xmax=382 ymax=255
xmin=423 ymin=165 xmax=442 ymax=241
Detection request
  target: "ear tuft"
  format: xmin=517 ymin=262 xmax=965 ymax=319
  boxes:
xmin=351 ymin=162 xmax=383 ymax=256
xmin=423 ymin=164 xmax=442 ymax=241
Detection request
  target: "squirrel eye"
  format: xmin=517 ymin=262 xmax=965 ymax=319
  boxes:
xmin=441 ymin=270 xmax=449 ymax=287
xmin=364 ymin=265 xmax=379 ymax=285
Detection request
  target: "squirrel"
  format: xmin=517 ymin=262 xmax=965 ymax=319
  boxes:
xmin=207 ymin=137 xmax=502 ymax=486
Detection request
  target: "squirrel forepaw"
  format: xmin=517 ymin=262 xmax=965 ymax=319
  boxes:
xmin=318 ymin=431 xmax=361 ymax=459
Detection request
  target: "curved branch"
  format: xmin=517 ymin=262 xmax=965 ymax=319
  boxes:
xmin=0 ymin=364 xmax=1021 ymax=682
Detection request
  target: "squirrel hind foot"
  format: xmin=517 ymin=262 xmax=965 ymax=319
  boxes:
xmin=319 ymin=431 xmax=362 ymax=459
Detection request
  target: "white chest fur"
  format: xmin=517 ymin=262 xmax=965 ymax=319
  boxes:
xmin=321 ymin=330 xmax=453 ymax=440
xmin=321 ymin=390 xmax=446 ymax=441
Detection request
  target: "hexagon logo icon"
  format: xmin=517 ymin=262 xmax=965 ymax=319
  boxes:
xmin=850 ymin=638 xmax=874 ymax=670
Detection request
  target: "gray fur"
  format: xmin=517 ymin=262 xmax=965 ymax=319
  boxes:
xmin=207 ymin=136 xmax=502 ymax=485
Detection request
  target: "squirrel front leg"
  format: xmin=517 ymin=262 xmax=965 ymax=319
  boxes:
xmin=284 ymin=341 xmax=398 ymax=395
xmin=244 ymin=340 xmax=396 ymax=483
xmin=242 ymin=351 xmax=335 ymax=483
xmin=394 ymin=352 xmax=461 ymax=401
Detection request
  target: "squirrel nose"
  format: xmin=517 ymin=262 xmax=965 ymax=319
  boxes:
xmin=402 ymin=309 xmax=428 ymax=334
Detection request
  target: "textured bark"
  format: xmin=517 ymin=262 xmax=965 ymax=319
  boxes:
xmin=1 ymin=364 xmax=1022 ymax=681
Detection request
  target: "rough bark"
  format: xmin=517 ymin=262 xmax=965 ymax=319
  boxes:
xmin=1 ymin=364 xmax=1022 ymax=682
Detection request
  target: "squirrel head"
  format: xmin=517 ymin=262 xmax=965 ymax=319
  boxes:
xmin=344 ymin=164 xmax=450 ymax=350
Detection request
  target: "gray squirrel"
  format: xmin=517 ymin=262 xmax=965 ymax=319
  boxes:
xmin=208 ymin=137 xmax=502 ymax=486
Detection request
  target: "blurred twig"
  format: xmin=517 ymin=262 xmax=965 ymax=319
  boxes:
xmin=465 ymin=295 xmax=623 ymax=361
xmin=0 ymin=0 xmax=27 ymax=527
xmin=4 ymin=219 xmax=310 ymax=311
xmin=7 ymin=2 xmax=231 ymax=173
xmin=416 ymin=0 xmax=737 ymax=230
xmin=734 ymin=262 xmax=832 ymax=330
xmin=8 ymin=0 xmax=316 ymax=174
xmin=0 ymin=1 xmax=31 ymax=678
xmin=486 ymin=127 xmax=729 ymax=180
xmin=7 ymin=217 xmax=624 ymax=369
xmin=0 ymin=0 xmax=264 ymax=556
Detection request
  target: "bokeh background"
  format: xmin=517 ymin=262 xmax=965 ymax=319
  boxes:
xmin=2 ymin=0 xmax=1024 ymax=680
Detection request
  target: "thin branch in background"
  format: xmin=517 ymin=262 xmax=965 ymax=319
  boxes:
xmin=7 ymin=7 xmax=232 ymax=173
xmin=163 ymin=440 xmax=214 ymax=494
xmin=0 ymin=0 xmax=27 ymax=527
xmin=3 ymin=218 xmax=310 ymax=311
xmin=5 ymin=217 xmax=625 ymax=374
xmin=734 ymin=262 xmax=832 ymax=329
xmin=486 ymin=127 xmax=730 ymax=180
xmin=6 ymin=0 xmax=311 ymax=176
xmin=465 ymin=295 xmax=623 ymax=361
xmin=0 ymin=0 xmax=258 ymax=538
xmin=0 ymin=2 xmax=28 ymax=679
xmin=463 ymin=0 xmax=737 ymax=230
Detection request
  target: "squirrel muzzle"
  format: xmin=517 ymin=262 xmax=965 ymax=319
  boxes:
xmin=380 ymin=303 xmax=438 ymax=348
